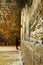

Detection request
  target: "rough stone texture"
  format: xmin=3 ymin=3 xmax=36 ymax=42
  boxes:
xmin=21 ymin=42 xmax=43 ymax=65
xmin=21 ymin=0 xmax=43 ymax=65
xmin=21 ymin=0 xmax=43 ymax=43
xmin=0 ymin=0 xmax=20 ymax=45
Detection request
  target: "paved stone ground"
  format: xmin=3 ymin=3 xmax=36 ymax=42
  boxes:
xmin=0 ymin=46 xmax=23 ymax=65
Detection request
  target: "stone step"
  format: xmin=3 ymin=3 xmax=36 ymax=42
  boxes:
xmin=0 ymin=46 xmax=23 ymax=65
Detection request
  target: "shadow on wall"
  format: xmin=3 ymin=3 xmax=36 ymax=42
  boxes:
xmin=0 ymin=34 xmax=20 ymax=46
xmin=0 ymin=35 xmax=7 ymax=45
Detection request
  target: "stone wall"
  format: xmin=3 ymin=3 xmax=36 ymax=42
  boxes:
xmin=0 ymin=0 xmax=21 ymax=45
xmin=21 ymin=5 xmax=29 ymax=41
xmin=21 ymin=0 xmax=43 ymax=44
xmin=21 ymin=42 xmax=43 ymax=65
xmin=21 ymin=0 xmax=43 ymax=65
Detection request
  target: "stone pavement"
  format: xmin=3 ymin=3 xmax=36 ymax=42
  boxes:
xmin=0 ymin=46 xmax=23 ymax=65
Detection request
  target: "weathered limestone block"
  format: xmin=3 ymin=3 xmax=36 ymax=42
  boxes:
xmin=21 ymin=42 xmax=43 ymax=65
xmin=21 ymin=0 xmax=43 ymax=65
